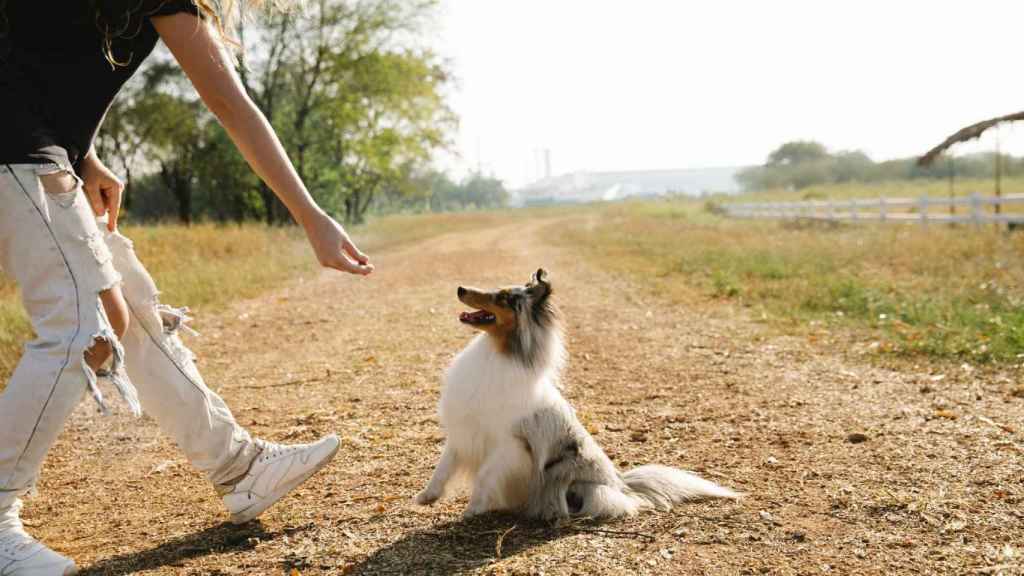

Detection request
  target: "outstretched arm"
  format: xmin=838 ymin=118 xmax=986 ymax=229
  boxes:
xmin=152 ymin=13 xmax=372 ymax=275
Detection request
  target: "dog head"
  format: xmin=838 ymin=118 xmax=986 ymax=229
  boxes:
xmin=457 ymin=268 xmax=560 ymax=368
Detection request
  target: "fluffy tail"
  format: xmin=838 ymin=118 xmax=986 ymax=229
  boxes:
xmin=622 ymin=465 xmax=740 ymax=511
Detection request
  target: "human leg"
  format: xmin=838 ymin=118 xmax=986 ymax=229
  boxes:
xmin=0 ymin=164 xmax=126 ymax=575
xmin=103 ymin=230 xmax=341 ymax=523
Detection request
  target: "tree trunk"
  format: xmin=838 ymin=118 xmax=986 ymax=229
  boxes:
xmin=258 ymin=182 xmax=277 ymax=225
xmin=123 ymin=167 xmax=133 ymax=212
xmin=161 ymin=163 xmax=192 ymax=225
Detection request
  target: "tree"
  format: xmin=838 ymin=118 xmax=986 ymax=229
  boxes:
xmin=235 ymin=0 xmax=454 ymax=224
xmin=766 ymin=140 xmax=829 ymax=167
xmin=96 ymin=0 xmax=454 ymax=225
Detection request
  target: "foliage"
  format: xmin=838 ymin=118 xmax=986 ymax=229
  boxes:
xmin=96 ymin=0 xmax=455 ymax=225
xmin=738 ymin=140 xmax=1023 ymax=192
xmin=766 ymin=140 xmax=829 ymax=166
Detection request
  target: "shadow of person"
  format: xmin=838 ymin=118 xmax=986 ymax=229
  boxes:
xmin=346 ymin=513 xmax=570 ymax=575
xmin=77 ymin=521 xmax=312 ymax=576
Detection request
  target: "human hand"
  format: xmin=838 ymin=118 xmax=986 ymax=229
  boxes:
xmin=303 ymin=211 xmax=374 ymax=275
xmin=80 ymin=153 xmax=124 ymax=232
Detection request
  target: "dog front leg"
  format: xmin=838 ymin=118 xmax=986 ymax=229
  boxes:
xmin=464 ymin=443 xmax=530 ymax=518
xmin=414 ymin=442 xmax=457 ymax=505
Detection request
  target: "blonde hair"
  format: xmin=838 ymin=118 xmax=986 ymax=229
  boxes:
xmin=98 ymin=0 xmax=297 ymax=67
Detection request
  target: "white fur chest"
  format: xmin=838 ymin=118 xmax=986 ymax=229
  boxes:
xmin=438 ymin=335 xmax=558 ymax=465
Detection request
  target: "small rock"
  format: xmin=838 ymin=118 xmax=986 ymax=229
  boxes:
xmin=765 ymin=456 xmax=779 ymax=466
xmin=846 ymin=432 xmax=869 ymax=444
xmin=758 ymin=510 xmax=773 ymax=522
xmin=788 ymin=531 xmax=807 ymax=542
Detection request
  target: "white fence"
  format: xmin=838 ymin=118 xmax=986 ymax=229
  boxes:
xmin=723 ymin=193 xmax=1024 ymax=225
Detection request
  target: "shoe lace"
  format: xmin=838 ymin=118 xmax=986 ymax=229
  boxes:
xmin=255 ymin=440 xmax=303 ymax=463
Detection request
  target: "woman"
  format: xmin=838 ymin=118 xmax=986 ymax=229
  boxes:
xmin=0 ymin=1 xmax=372 ymax=573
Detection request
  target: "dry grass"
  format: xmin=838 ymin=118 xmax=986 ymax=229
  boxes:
xmin=0 ymin=223 xmax=315 ymax=380
xmin=356 ymin=209 xmax=538 ymax=253
xmin=559 ymin=199 xmax=1024 ymax=363
xmin=0 ymin=210 xmax=520 ymax=384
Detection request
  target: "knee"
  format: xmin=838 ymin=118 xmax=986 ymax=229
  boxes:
xmin=99 ymin=285 xmax=129 ymax=340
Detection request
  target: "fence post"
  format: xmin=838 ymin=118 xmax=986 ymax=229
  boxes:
xmin=879 ymin=196 xmax=887 ymax=222
xmin=827 ymin=199 xmax=835 ymax=222
xmin=970 ymin=192 xmax=981 ymax=227
xmin=919 ymin=196 xmax=929 ymax=227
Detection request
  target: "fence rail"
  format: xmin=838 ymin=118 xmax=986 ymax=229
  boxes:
xmin=722 ymin=193 xmax=1024 ymax=225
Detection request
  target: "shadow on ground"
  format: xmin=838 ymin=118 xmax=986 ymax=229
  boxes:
xmin=78 ymin=521 xmax=313 ymax=576
xmin=346 ymin=514 xmax=573 ymax=575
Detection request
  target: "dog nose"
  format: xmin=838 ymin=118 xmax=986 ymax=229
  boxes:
xmin=457 ymin=286 xmax=466 ymax=298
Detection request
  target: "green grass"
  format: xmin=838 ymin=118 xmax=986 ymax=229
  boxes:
xmin=557 ymin=198 xmax=1024 ymax=363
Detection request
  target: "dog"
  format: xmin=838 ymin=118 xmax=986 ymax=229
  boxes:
xmin=414 ymin=268 xmax=739 ymax=519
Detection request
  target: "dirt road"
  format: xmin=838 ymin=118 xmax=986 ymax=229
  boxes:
xmin=27 ymin=215 xmax=1023 ymax=575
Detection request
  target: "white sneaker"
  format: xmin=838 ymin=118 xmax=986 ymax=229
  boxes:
xmin=0 ymin=528 xmax=77 ymax=576
xmin=222 ymin=435 xmax=341 ymax=524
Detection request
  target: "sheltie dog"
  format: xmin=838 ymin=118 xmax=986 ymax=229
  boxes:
xmin=414 ymin=269 xmax=739 ymax=519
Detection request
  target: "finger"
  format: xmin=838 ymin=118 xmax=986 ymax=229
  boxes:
xmin=105 ymin=183 xmax=123 ymax=232
xmin=84 ymin=186 xmax=105 ymax=217
xmin=325 ymin=253 xmax=374 ymax=276
xmin=342 ymin=238 xmax=370 ymax=265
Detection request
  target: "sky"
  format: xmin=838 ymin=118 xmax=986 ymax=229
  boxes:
xmin=436 ymin=0 xmax=1024 ymax=188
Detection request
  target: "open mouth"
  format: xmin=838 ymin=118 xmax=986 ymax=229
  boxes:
xmin=459 ymin=309 xmax=496 ymax=325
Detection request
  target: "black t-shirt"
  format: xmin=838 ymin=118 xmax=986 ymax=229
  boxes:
xmin=0 ymin=0 xmax=199 ymax=171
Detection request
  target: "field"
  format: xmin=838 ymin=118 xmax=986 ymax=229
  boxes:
xmin=565 ymin=198 xmax=1024 ymax=363
xmin=732 ymin=177 xmax=1024 ymax=204
xmin=2 ymin=203 xmax=1023 ymax=574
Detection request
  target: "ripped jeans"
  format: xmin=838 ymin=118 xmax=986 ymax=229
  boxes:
xmin=0 ymin=164 xmax=260 ymax=529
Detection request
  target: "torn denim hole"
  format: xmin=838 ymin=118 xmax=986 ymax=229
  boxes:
xmin=156 ymin=304 xmax=202 ymax=379
xmin=85 ymin=327 xmax=142 ymax=418
xmin=157 ymin=304 xmax=200 ymax=338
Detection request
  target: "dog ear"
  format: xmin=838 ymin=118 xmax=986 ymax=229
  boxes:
xmin=533 ymin=268 xmax=550 ymax=286
xmin=531 ymin=268 xmax=552 ymax=298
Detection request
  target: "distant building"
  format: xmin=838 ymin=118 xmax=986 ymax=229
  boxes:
xmin=513 ymin=167 xmax=743 ymax=206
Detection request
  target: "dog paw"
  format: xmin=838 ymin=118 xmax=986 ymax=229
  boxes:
xmin=462 ymin=503 xmax=487 ymax=519
xmin=414 ymin=490 xmax=439 ymax=506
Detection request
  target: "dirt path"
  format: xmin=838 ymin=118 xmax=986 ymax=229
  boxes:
xmin=26 ymin=214 xmax=1023 ymax=575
